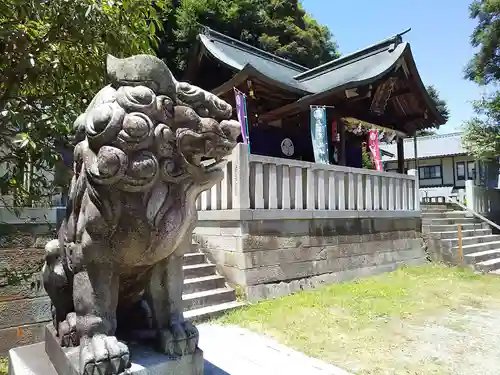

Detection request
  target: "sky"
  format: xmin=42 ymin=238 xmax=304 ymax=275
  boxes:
xmin=302 ymin=0 xmax=485 ymax=134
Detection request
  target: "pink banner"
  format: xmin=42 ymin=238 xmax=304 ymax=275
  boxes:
xmin=368 ymin=130 xmax=382 ymax=171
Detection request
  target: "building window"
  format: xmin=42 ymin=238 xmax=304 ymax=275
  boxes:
xmin=456 ymin=161 xmax=466 ymax=180
xmin=467 ymin=161 xmax=475 ymax=180
xmin=419 ymin=165 xmax=441 ymax=179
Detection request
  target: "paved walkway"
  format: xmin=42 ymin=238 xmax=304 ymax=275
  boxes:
xmin=9 ymin=324 xmax=353 ymax=375
xmin=198 ymin=324 xmax=353 ymax=375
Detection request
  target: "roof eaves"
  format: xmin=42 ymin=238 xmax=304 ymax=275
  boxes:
xmin=200 ymin=26 xmax=308 ymax=73
xmin=199 ymin=34 xmax=244 ymax=71
xmin=211 ymin=64 xmax=310 ymax=96
xmin=402 ymin=132 xmax=463 ymax=142
xmin=402 ymin=45 xmax=446 ymax=127
xmin=294 ymin=28 xmax=410 ymax=81
xmin=383 ymin=152 xmax=467 ymax=162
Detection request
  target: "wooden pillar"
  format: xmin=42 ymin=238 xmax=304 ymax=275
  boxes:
xmin=413 ymin=134 xmax=419 ymax=177
xmin=397 ymin=137 xmax=405 ymax=173
xmin=338 ymin=119 xmax=346 ymax=166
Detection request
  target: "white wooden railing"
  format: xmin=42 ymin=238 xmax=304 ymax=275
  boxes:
xmin=196 ymin=144 xmax=419 ymax=212
xmin=465 ymin=180 xmax=500 ymax=214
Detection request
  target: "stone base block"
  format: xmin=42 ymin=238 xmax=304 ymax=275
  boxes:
xmin=9 ymin=325 xmax=204 ymax=375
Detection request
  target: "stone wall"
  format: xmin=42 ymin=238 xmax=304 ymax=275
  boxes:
xmin=0 ymin=208 xmax=59 ymax=355
xmin=194 ymin=211 xmax=425 ymax=301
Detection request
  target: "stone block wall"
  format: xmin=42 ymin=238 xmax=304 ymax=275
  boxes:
xmin=194 ymin=213 xmax=425 ymax=301
xmin=0 ymin=221 xmax=56 ymax=355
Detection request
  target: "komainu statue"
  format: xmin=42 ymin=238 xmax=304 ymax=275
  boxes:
xmin=42 ymin=54 xmax=240 ymax=375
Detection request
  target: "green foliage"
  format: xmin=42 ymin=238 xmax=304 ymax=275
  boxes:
xmin=426 ymin=85 xmax=450 ymax=123
xmin=465 ymin=0 xmax=500 ymax=84
xmin=462 ymin=0 xmax=500 ymax=160
xmin=463 ymin=93 xmax=500 ymax=160
xmin=0 ymin=357 xmax=6 ymax=375
xmin=415 ymin=85 xmax=449 ymax=136
xmin=361 ymin=144 xmax=375 ymax=170
xmin=0 ymin=0 xmax=168 ymax=207
xmin=158 ymin=0 xmax=339 ymax=76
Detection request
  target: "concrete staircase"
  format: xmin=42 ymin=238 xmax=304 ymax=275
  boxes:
xmin=183 ymin=242 xmax=245 ymax=321
xmin=422 ymin=203 xmax=500 ymax=274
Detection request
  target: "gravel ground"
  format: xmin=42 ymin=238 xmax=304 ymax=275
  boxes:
xmin=346 ymin=305 xmax=500 ymax=375
xmin=397 ymin=306 xmax=500 ymax=375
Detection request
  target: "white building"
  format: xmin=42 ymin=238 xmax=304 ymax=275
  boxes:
xmin=380 ymin=132 xmax=476 ymax=198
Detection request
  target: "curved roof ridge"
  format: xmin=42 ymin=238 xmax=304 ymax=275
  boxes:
xmin=294 ymin=28 xmax=411 ymax=81
xmin=201 ymin=26 xmax=307 ymax=72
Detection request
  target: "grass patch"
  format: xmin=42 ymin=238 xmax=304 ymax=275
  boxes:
xmin=215 ymin=264 xmax=500 ymax=374
xmin=0 ymin=357 xmax=7 ymax=375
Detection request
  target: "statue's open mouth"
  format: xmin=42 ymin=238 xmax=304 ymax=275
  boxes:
xmin=176 ymin=129 xmax=236 ymax=175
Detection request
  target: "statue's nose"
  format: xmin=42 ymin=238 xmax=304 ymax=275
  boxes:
xmin=220 ymin=120 xmax=241 ymax=141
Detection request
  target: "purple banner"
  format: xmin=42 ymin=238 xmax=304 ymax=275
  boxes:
xmin=234 ymin=88 xmax=250 ymax=150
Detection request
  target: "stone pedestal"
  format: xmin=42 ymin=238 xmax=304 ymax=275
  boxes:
xmin=9 ymin=325 xmax=204 ymax=375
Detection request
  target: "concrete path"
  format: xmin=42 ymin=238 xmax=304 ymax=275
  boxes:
xmin=8 ymin=324 xmax=353 ymax=375
xmin=198 ymin=324 xmax=353 ymax=375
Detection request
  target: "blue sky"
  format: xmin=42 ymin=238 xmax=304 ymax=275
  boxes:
xmin=302 ymin=0 xmax=485 ymax=134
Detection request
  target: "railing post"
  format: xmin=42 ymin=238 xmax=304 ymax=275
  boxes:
xmin=407 ymin=169 xmax=419 ymax=211
xmin=465 ymin=180 xmax=475 ymax=211
xmin=306 ymin=169 xmax=315 ymax=209
xmin=231 ymin=143 xmax=250 ymax=209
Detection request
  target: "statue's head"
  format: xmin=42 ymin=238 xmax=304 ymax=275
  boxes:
xmin=72 ymin=55 xmax=240 ymax=195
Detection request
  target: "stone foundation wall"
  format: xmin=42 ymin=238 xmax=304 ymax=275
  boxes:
xmin=194 ymin=212 xmax=425 ymax=301
xmin=0 ymin=208 xmax=59 ymax=355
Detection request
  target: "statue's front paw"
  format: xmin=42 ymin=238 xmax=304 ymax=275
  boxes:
xmin=157 ymin=322 xmax=199 ymax=356
xmin=80 ymin=335 xmax=130 ymax=375
xmin=58 ymin=312 xmax=79 ymax=347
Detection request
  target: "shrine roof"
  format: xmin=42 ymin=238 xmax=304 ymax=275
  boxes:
xmin=200 ymin=27 xmax=409 ymax=94
xmin=197 ymin=27 xmax=445 ymax=128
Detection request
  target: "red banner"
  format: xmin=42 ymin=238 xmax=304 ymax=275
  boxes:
xmin=368 ymin=130 xmax=383 ymax=171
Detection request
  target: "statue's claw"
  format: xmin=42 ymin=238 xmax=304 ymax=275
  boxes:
xmin=157 ymin=322 xmax=199 ymax=356
xmin=58 ymin=312 xmax=79 ymax=347
xmin=80 ymin=335 xmax=130 ymax=375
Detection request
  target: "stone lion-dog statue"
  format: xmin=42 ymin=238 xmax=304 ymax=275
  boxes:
xmin=42 ymin=54 xmax=240 ymax=375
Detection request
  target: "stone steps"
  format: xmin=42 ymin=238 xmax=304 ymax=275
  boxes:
xmin=422 ymin=217 xmax=479 ymax=225
xmin=183 ymin=252 xmax=206 ymax=266
xmin=421 ymin=204 xmax=500 ymax=274
xmin=183 ymin=287 xmax=236 ymax=310
xmin=476 ymin=257 xmax=500 ymax=273
xmin=422 ymin=211 xmax=471 ymax=219
xmin=464 ymin=249 xmax=500 ymax=264
xmin=441 ymin=234 xmax=500 ymax=248
xmin=427 ymin=223 xmax=489 ymax=232
xmin=184 ymin=301 xmax=246 ymax=322
xmin=452 ymin=240 xmax=500 ymax=255
xmin=429 ymin=228 xmax=492 ymax=240
xmin=184 ymin=275 xmax=226 ymax=294
xmin=184 ymin=263 xmax=217 ymax=278
xmin=182 ymin=243 xmax=243 ymax=321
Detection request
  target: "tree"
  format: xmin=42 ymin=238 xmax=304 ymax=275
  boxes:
xmin=158 ymin=0 xmax=339 ymax=76
xmin=0 ymin=0 xmax=167 ymax=207
xmin=464 ymin=0 xmax=500 ymax=84
xmin=462 ymin=92 xmax=500 ymax=160
xmin=462 ymin=0 xmax=500 ymax=160
xmin=415 ymin=85 xmax=450 ymax=136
